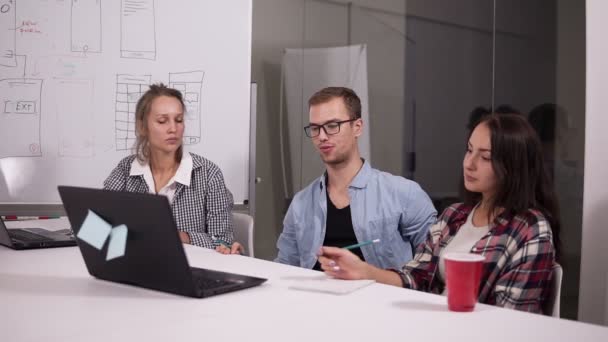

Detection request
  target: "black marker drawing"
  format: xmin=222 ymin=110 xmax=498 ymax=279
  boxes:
xmin=0 ymin=78 xmax=43 ymax=158
xmin=121 ymin=0 xmax=156 ymax=60
xmin=0 ymin=0 xmax=17 ymax=67
xmin=169 ymin=71 xmax=204 ymax=145
xmin=115 ymin=74 xmax=150 ymax=150
xmin=71 ymin=0 xmax=102 ymax=54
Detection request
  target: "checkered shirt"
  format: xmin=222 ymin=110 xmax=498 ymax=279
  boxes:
xmin=395 ymin=203 xmax=555 ymax=314
xmin=103 ymin=153 xmax=234 ymax=249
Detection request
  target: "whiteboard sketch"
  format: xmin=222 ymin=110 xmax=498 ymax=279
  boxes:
xmin=121 ymin=0 xmax=156 ymax=60
xmin=71 ymin=0 xmax=102 ymax=53
xmin=0 ymin=78 xmax=43 ymax=157
xmin=0 ymin=1 xmax=252 ymax=205
xmin=0 ymin=0 xmax=17 ymax=67
xmin=115 ymin=74 xmax=150 ymax=151
xmin=169 ymin=71 xmax=204 ymax=145
xmin=53 ymin=78 xmax=94 ymax=158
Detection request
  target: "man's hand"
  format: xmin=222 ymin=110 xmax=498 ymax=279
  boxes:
xmin=317 ymin=246 xmax=372 ymax=280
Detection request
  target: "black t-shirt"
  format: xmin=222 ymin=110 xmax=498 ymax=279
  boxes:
xmin=313 ymin=189 xmax=366 ymax=271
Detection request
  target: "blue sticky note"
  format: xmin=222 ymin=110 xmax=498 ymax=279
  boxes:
xmin=77 ymin=210 xmax=112 ymax=250
xmin=106 ymin=224 xmax=128 ymax=261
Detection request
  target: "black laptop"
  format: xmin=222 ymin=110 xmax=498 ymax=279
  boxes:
xmin=0 ymin=216 xmax=76 ymax=250
xmin=57 ymin=185 xmax=267 ymax=298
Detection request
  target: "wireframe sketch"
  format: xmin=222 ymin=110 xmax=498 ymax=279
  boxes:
xmin=121 ymin=0 xmax=156 ymax=60
xmin=169 ymin=71 xmax=204 ymax=145
xmin=115 ymin=74 xmax=151 ymax=151
xmin=71 ymin=0 xmax=102 ymax=53
xmin=0 ymin=78 xmax=43 ymax=158
xmin=0 ymin=0 xmax=17 ymax=67
xmin=54 ymin=78 xmax=95 ymax=158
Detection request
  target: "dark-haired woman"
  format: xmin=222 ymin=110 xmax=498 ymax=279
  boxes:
xmin=103 ymin=83 xmax=241 ymax=253
xmin=318 ymin=113 xmax=560 ymax=314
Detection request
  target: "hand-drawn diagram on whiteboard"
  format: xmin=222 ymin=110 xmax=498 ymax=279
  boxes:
xmin=71 ymin=0 xmax=102 ymax=54
xmin=53 ymin=78 xmax=95 ymax=158
xmin=169 ymin=71 xmax=204 ymax=145
xmin=0 ymin=78 xmax=43 ymax=158
xmin=0 ymin=0 xmax=17 ymax=67
xmin=115 ymin=74 xmax=151 ymax=151
xmin=121 ymin=0 xmax=156 ymax=60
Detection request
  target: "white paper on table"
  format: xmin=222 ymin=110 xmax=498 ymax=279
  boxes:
xmin=286 ymin=274 xmax=375 ymax=295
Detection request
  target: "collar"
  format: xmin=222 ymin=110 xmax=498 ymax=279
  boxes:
xmin=319 ymin=158 xmax=371 ymax=190
xmin=129 ymin=152 xmax=193 ymax=187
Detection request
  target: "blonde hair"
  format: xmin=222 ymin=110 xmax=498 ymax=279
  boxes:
xmin=134 ymin=83 xmax=185 ymax=163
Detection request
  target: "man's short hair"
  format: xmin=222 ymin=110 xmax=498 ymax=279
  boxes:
xmin=308 ymin=87 xmax=362 ymax=120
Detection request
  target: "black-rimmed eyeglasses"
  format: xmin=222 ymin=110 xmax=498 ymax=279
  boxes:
xmin=303 ymin=118 xmax=358 ymax=138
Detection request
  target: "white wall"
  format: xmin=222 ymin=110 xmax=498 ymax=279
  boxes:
xmin=579 ymin=0 xmax=608 ymax=326
xmin=251 ymin=0 xmax=305 ymax=260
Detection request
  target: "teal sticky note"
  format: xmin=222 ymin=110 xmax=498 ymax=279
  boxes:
xmin=77 ymin=210 xmax=112 ymax=250
xmin=106 ymin=224 xmax=128 ymax=261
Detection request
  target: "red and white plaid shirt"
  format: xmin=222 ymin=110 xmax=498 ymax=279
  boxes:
xmin=396 ymin=203 xmax=555 ymax=314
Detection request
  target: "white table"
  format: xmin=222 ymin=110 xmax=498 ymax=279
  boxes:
xmin=1 ymin=244 xmax=607 ymax=342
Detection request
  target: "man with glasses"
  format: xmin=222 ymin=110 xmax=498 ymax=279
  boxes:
xmin=275 ymin=87 xmax=436 ymax=270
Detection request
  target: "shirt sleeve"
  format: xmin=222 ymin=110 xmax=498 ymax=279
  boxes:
xmin=489 ymin=220 xmax=555 ymax=313
xmin=275 ymin=202 xmax=301 ymax=266
xmin=191 ymin=166 xmax=233 ymax=249
xmin=398 ymin=220 xmax=444 ymax=291
xmin=103 ymin=158 xmax=130 ymax=191
xmin=400 ymin=182 xmax=437 ymax=249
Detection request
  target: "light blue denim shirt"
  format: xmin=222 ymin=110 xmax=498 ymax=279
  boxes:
xmin=275 ymin=160 xmax=437 ymax=270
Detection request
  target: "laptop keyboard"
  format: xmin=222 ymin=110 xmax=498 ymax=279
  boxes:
xmin=9 ymin=229 xmax=48 ymax=242
xmin=191 ymin=268 xmax=236 ymax=290
xmin=195 ymin=277 xmax=234 ymax=290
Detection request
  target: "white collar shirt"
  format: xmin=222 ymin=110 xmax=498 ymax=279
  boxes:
xmin=129 ymin=152 xmax=193 ymax=204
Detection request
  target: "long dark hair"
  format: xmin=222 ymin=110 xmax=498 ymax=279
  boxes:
xmin=462 ymin=113 xmax=561 ymax=260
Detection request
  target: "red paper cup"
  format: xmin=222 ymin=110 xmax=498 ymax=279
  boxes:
xmin=444 ymin=252 xmax=485 ymax=312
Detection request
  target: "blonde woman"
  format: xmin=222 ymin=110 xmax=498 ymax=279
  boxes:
xmin=104 ymin=83 xmax=240 ymax=253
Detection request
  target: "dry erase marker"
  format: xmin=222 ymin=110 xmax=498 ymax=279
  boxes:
xmin=343 ymin=239 xmax=380 ymax=250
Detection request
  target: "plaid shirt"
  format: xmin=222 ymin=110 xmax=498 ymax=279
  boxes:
xmin=103 ymin=153 xmax=234 ymax=249
xmin=397 ymin=203 xmax=555 ymax=314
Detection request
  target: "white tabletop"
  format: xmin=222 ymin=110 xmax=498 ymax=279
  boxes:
xmin=1 ymin=244 xmax=607 ymax=342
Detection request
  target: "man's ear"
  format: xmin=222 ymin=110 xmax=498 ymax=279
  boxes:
xmin=353 ymin=118 xmax=363 ymax=138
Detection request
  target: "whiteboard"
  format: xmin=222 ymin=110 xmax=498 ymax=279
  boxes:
xmin=0 ymin=0 xmax=252 ymax=204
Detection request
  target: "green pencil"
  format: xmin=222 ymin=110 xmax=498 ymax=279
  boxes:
xmin=343 ymin=238 xmax=381 ymax=250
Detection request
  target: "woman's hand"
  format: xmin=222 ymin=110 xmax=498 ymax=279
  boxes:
xmin=178 ymin=231 xmax=191 ymax=244
xmin=215 ymin=241 xmax=245 ymax=255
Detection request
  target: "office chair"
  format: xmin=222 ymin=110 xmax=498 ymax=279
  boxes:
xmin=544 ymin=263 xmax=563 ymax=317
xmin=232 ymin=212 xmax=254 ymax=257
